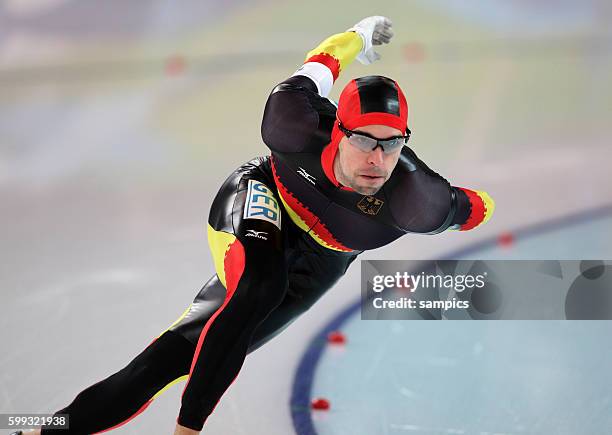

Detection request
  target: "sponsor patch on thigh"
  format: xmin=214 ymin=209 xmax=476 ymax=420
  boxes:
xmin=243 ymin=179 xmax=281 ymax=230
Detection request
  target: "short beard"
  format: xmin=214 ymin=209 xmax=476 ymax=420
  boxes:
xmin=351 ymin=183 xmax=381 ymax=196
xmin=335 ymin=159 xmax=382 ymax=195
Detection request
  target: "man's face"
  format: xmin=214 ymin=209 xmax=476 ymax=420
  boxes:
xmin=333 ymin=124 xmax=404 ymax=195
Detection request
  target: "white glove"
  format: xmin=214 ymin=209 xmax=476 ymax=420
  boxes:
xmin=347 ymin=16 xmax=394 ymax=65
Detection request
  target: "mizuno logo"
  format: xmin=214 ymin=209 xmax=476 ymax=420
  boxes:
xmin=297 ymin=167 xmax=316 ymax=185
xmin=246 ymin=229 xmax=268 ymax=240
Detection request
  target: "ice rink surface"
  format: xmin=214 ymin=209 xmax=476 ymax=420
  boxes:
xmin=306 ymin=211 xmax=612 ymax=435
xmin=1 ymin=1 xmax=611 ymax=434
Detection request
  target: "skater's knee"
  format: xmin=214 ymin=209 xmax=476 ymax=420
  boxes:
xmin=100 ymin=331 xmax=193 ymax=393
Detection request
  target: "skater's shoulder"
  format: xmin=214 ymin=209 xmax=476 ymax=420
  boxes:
xmin=262 ymin=76 xmax=336 ymax=154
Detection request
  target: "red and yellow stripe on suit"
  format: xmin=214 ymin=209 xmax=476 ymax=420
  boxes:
xmin=304 ymin=31 xmax=363 ymax=81
xmin=453 ymin=188 xmax=496 ymax=231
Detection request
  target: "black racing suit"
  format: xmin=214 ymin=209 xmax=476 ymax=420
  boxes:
xmin=41 ymin=34 xmax=492 ymax=435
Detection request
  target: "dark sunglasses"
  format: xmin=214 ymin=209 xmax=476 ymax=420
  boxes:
xmin=338 ymin=122 xmax=411 ymax=154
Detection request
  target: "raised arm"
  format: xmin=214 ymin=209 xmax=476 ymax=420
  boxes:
xmin=261 ymin=17 xmax=394 ymax=153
